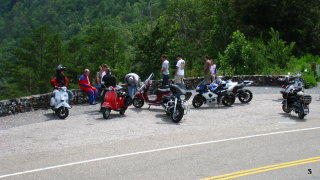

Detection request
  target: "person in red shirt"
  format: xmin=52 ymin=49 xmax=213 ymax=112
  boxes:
xmin=78 ymin=69 xmax=98 ymax=105
xmin=51 ymin=64 xmax=73 ymax=104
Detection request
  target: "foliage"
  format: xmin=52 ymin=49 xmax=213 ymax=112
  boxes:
xmin=0 ymin=0 xmax=320 ymax=99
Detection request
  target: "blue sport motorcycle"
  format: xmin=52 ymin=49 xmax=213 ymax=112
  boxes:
xmin=192 ymin=80 xmax=236 ymax=108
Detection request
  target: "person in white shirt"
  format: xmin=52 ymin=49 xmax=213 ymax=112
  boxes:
xmin=210 ymin=58 xmax=218 ymax=81
xmin=174 ymin=55 xmax=185 ymax=84
xmin=160 ymin=55 xmax=170 ymax=87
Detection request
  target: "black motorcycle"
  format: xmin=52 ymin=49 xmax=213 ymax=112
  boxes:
xmin=162 ymin=84 xmax=192 ymax=123
xmin=282 ymin=90 xmax=312 ymax=119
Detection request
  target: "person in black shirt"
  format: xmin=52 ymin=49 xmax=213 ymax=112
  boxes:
xmin=100 ymin=70 xmax=117 ymax=108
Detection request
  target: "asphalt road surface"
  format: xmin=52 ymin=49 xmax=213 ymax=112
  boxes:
xmin=0 ymin=86 xmax=319 ymax=180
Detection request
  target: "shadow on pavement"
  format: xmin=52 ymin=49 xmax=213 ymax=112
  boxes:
xmin=43 ymin=112 xmax=64 ymax=121
xmin=278 ymin=113 xmax=307 ymax=122
xmin=95 ymin=113 xmax=127 ymax=121
xmin=155 ymin=114 xmax=180 ymax=125
xmin=272 ymin=98 xmax=283 ymax=102
xmin=189 ymin=105 xmax=230 ymax=110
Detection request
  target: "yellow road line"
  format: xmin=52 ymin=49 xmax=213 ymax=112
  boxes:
xmin=218 ymin=159 xmax=320 ymax=180
xmin=201 ymin=156 xmax=320 ymax=180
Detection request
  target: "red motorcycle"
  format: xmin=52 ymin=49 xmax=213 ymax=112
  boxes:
xmin=101 ymin=86 xmax=132 ymax=119
xmin=132 ymin=73 xmax=170 ymax=108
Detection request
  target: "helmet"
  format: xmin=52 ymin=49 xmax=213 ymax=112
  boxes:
xmin=297 ymin=91 xmax=304 ymax=96
xmin=56 ymin=64 xmax=65 ymax=71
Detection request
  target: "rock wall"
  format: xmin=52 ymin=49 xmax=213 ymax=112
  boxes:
xmin=0 ymin=75 xmax=289 ymax=117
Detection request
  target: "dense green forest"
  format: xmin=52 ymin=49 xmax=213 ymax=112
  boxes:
xmin=1 ymin=0 xmax=320 ymax=100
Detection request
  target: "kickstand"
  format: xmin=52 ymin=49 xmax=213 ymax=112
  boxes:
xmin=148 ymin=105 xmax=151 ymax=109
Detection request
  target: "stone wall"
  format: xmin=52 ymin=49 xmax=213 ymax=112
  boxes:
xmin=0 ymin=75 xmax=290 ymax=117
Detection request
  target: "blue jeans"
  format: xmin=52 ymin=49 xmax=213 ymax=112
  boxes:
xmin=128 ymin=86 xmax=137 ymax=98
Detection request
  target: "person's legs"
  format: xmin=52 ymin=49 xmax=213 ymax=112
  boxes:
xmin=66 ymin=90 xmax=73 ymax=105
xmin=128 ymin=86 xmax=134 ymax=98
xmin=89 ymin=90 xmax=96 ymax=104
xmin=178 ymin=75 xmax=184 ymax=84
xmin=163 ymin=74 xmax=169 ymax=87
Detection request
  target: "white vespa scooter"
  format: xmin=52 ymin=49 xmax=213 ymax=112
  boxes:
xmin=50 ymin=86 xmax=72 ymax=119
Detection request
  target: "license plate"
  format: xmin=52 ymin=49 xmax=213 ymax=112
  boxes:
xmin=304 ymin=108 xmax=309 ymax=114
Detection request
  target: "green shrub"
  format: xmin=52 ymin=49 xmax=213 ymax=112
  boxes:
xmin=303 ymin=74 xmax=318 ymax=89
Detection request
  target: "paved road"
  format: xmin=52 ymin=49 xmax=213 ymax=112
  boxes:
xmin=0 ymin=86 xmax=319 ymax=180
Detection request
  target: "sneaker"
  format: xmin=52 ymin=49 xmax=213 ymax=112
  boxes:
xmin=91 ymin=102 xmax=98 ymax=105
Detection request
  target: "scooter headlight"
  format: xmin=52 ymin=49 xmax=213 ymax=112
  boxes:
xmin=180 ymin=95 xmax=186 ymax=101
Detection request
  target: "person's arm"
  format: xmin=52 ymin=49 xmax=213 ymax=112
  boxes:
xmin=79 ymin=76 xmax=92 ymax=88
xmin=65 ymin=77 xmax=69 ymax=87
xmin=161 ymin=64 xmax=168 ymax=73
xmin=181 ymin=61 xmax=185 ymax=70
xmin=51 ymin=78 xmax=58 ymax=88
xmin=175 ymin=61 xmax=180 ymax=75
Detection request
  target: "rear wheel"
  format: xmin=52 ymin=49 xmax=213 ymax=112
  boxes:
xmin=102 ymin=108 xmax=111 ymax=119
xmin=298 ymin=112 xmax=305 ymax=119
xmin=56 ymin=107 xmax=69 ymax=119
xmin=171 ymin=106 xmax=184 ymax=123
xmin=282 ymin=104 xmax=292 ymax=113
xmin=133 ymin=98 xmax=144 ymax=108
xmin=238 ymin=89 xmax=253 ymax=103
xmin=192 ymin=94 xmax=204 ymax=108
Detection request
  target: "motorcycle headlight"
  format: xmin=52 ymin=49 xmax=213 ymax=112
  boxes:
xmin=180 ymin=95 xmax=186 ymax=101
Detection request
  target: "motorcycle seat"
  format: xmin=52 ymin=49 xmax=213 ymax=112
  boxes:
xmin=155 ymin=88 xmax=171 ymax=94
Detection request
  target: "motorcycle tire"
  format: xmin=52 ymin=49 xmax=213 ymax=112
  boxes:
xmin=120 ymin=108 xmax=126 ymax=115
xmin=192 ymin=94 xmax=204 ymax=108
xmin=282 ymin=104 xmax=292 ymax=113
xmin=222 ymin=93 xmax=235 ymax=106
xmin=133 ymin=98 xmax=144 ymax=108
xmin=282 ymin=93 xmax=288 ymax=99
xmin=298 ymin=112 xmax=305 ymax=119
xmin=171 ymin=106 xmax=184 ymax=123
xmin=102 ymin=108 xmax=111 ymax=119
xmin=238 ymin=89 xmax=253 ymax=103
xmin=56 ymin=107 xmax=69 ymax=119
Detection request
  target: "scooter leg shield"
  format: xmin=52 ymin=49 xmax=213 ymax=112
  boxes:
xmin=55 ymin=102 xmax=71 ymax=109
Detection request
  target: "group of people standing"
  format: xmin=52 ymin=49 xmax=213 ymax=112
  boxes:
xmin=160 ymin=55 xmax=186 ymax=87
xmin=160 ymin=55 xmax=218 ymax=87
xmin=203 ymin=56 xmax=218 ymax=84
xmin=50 ymin=55 xmax=218 ymax=106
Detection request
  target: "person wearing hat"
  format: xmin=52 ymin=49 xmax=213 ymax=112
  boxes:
xmin=124 ymin=73 xmax=141 ymax=98
xmin=78 ymin=69 xmax=98 ymax=105
xmin=174 ymin=55 xmax=185 ymax=84
xmin=51 ymin=64 xmax=73 ymax=104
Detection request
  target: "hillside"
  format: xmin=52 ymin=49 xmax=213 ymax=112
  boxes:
xmin=0 ymin=0 xmax=320 ymax=100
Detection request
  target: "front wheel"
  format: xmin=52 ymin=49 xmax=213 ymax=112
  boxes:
xmin=102 ymin=108 xmax=111 ymax=119
xmin=192 ymin=94 xmax=204 ymax=108
xmin=222 ymin=93 xmax=235 ymax=106
xmin=282 ymin=104 xmax=292 ymax=113
xmin=298 ymin=112 xmax=305 ymax=119
xmin=171 ymin=106 xmax=184 ymax=123
xmin=133 ymin=98 xmax=144 ymax=108
xmin=282 ymin=93 xmax=288 ymax=99
xmin=238 ymin=89 xmax=253 ymax=103
xmin=56 ymin=107 xmax=69 ymax=119
xmin=119 ymin=108 xmax=126 ymax=115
